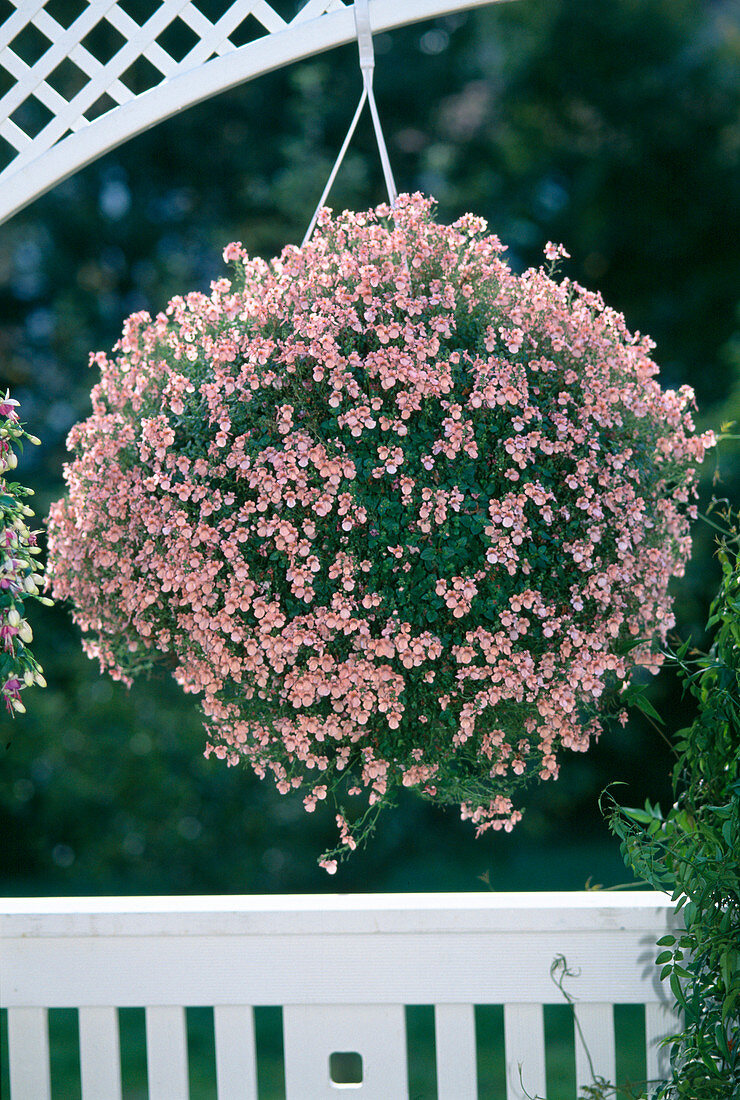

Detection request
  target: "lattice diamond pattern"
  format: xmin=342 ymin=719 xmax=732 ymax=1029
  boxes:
xmin=0 ymin=0 xmax=348 ymax=177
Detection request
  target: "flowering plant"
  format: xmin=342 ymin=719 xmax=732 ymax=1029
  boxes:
xmin=1 ymin=391 xmax=50 ymax=715
xmin=48 ymin=194 xmax=713 ymax=868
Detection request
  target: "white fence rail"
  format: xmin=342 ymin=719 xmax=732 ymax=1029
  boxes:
xmin=1 ymin=891 xmax=680 ymax=1099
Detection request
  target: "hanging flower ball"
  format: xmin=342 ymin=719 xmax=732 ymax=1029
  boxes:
xmin=47 ymin=194 xmax=714 ymax=867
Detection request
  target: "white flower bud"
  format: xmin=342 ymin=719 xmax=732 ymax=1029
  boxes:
xmin=11 ymin=698 xmax=26 ymax=713
xmin=34 ymin=672 xmax=47 ymax=687
xmin=18 ymin=621 xmax=33 ymax=643
xmin=24 ymin=669 xmax=34 ymax=686
xmin=7 ymin=608 xmax=20 ymax=627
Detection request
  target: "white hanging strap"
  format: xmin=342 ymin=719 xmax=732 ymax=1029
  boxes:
xmin=301 ymin=84 xmax=368 ymax=248
xmin=355 ymin=0 xmax=398 ymax=208
xmin=302 ymin=0 xmax=399 ymax=247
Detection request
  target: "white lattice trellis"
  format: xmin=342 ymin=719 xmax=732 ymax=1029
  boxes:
xmin=0 ymin=0 xmax=511 ymax=226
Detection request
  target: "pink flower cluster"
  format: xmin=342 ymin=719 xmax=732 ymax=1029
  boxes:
xmin=47 ymin=194 xmax=713 ymax=868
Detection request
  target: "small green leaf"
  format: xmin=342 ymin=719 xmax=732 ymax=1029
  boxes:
xmin=631 ymin=693 xmax=665 ymax=724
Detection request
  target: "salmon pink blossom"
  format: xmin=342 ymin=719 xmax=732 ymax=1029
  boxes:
xmin=47 ymin=194 xmax=713 ymax=868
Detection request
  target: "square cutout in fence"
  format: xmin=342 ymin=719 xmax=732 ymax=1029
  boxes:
xmin=614 ymin=1004 xmax=647 ymax=1096
xmin=475 ymin=1004 xmax=506 ymax=1098
xmin=0 ymin=134 xmax=16 ymax=174
xmin=85 ymin=92 xmax=118 ymax=123
xmin=254 ymin=1006 xmax=286 ymax=1099
xmin=46 ymin=57 xmax=88 ymax=100
xmin=329 ymin=1051 xmax=363 ymax=1087
xmin=10 ymin=96 xmax=55 ymax=139
xmin=229 ymin=14 xmax=275 ymax=47
xmin=186 ymin=1007 xmax=217 ymax=1100
xmin=119 ymin=1007 xmax=148 ymax=1098
xmin=156 ymin=18 xmax=201 ymax=64
xmin=543 ymin=1003 xmax=577 ymax=1100
xmin=0 ymin=64 xmax=13 ymax=99
xmin=43 ymin=0 xmax=88 ymax=30
xmin=81 ymin=20 xmax=128 ymax=66
xmin=9 ymin=21 xmax=52 ymax=66
xmin=266 ymin=0 xmax=306 ymax=20
xmin=194 ymin=0 xmax=230 ymax=23
xmin=1 ymin=1009 xmax=10 ymax=1100
xmin=48 ymin=1008 xmax=81 ymax=1100
xmin=115 ymin=0 xmax=161 ymax=27
xmin=120 ymin=54 xmax=165 ymax=95
xmin=405 ymin=1005 xmax=438 ymax=1100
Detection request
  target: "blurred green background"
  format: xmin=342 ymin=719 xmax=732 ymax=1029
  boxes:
xmin=1 ymin=0 xmax=739 ymax=899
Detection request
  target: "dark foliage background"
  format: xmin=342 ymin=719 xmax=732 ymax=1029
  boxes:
xmin=1 ymin=0 xmax=738 ymax=897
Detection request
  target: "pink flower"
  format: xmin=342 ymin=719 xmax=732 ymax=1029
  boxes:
xmin=46 ymin=192 xmax=712 ymax=869
xmin=544 ymin=241 xmax=570 ymax=262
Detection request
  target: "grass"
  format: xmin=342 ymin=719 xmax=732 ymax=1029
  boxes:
xmin=1 ymin=1001 xmax=649 ymax=1098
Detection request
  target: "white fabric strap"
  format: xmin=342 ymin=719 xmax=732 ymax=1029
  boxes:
xmin=302 ymin=0 xmax=399 ymax=247
xmin=354 ymin=0 xmax=375 ymax=72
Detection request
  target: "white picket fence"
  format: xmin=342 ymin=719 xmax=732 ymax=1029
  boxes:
xmin=1 ymin=891 xmax=679 ymax=1099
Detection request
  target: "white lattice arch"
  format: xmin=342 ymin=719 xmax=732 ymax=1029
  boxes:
xmin=0 ymin=0 xmax=509 ymax=226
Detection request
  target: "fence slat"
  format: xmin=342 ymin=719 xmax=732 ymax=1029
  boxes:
xmin=214 ymin=1005 xmax=258 ymax=1100
xmin=574 ymin=1003 xmax=615 ymax=1092
xmin=283 ymin=1003 xmax=408 ymax=1099
xmin=434 ymin=1003 xmax=477 ymax=1099
xmin=145 ymin=1005 xmax=189 ymax=1100
xmin=504 ymin=1003 xmax=546 ymax=1100
xmin=645 ymin=1002 xmax=676 ymax=1085
xmin=79 ymin=1006 xmax=122 ymax=1100
xmin=7 ymin=1007 xmax=51 ymax=1100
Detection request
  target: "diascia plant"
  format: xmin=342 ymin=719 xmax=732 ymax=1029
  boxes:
xmin=47 ymin=194 xmax=714 ymax=868
xmin=1 ymin=391 xmax=51 ymax=716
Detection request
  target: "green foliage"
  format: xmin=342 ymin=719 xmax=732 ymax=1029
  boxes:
xmin=609 ymin=511 xmax=740 ymax=1098
xmin=0 ymin=393 xmax=51 ymax=717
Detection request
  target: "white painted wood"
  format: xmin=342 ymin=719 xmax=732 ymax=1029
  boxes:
xmin=30 ymin=8 xmax=135 ymax=108
xmin=7 ymin=1006 xmax=51 ymax=1100
xmin=0 ymin=0 xmax=120 ymax=122
xmin=7 ymin=1 xmax=193 ymax=178
xmin=0 ymin=889 xmax=679 ymax=926
xmin=0 ymin=893 xmax=681 ymax=1010
xmin=504 ymin=1003 xmax=546 ymax=1100
xmin=283 ymin=1003 xmax=408 ymax=1099
xmin=0 ymin=894 xmax=683 ymax=1099
xmin=434 ymin=1003 xmax=477 ymax=1099
xmin=145 ymin=1004 xmax=190 ymax=1100
xmin=0 ymin=931 xmax=680 ymax=1007
xmin=645 ymin=1001 xmax=676 ymax=1085
xmin=214 ymin=1005 xmax=259 ymax=1100
xmin=78 ymin=1006 xmax=123 ymax=1100
xmin=573 ymin=1003 xmax=615 ymax=1093
xmin=0 ymin=0 xmax=516 ymax=225
xmin=0 ymin=1 xmax=47 ymax=53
